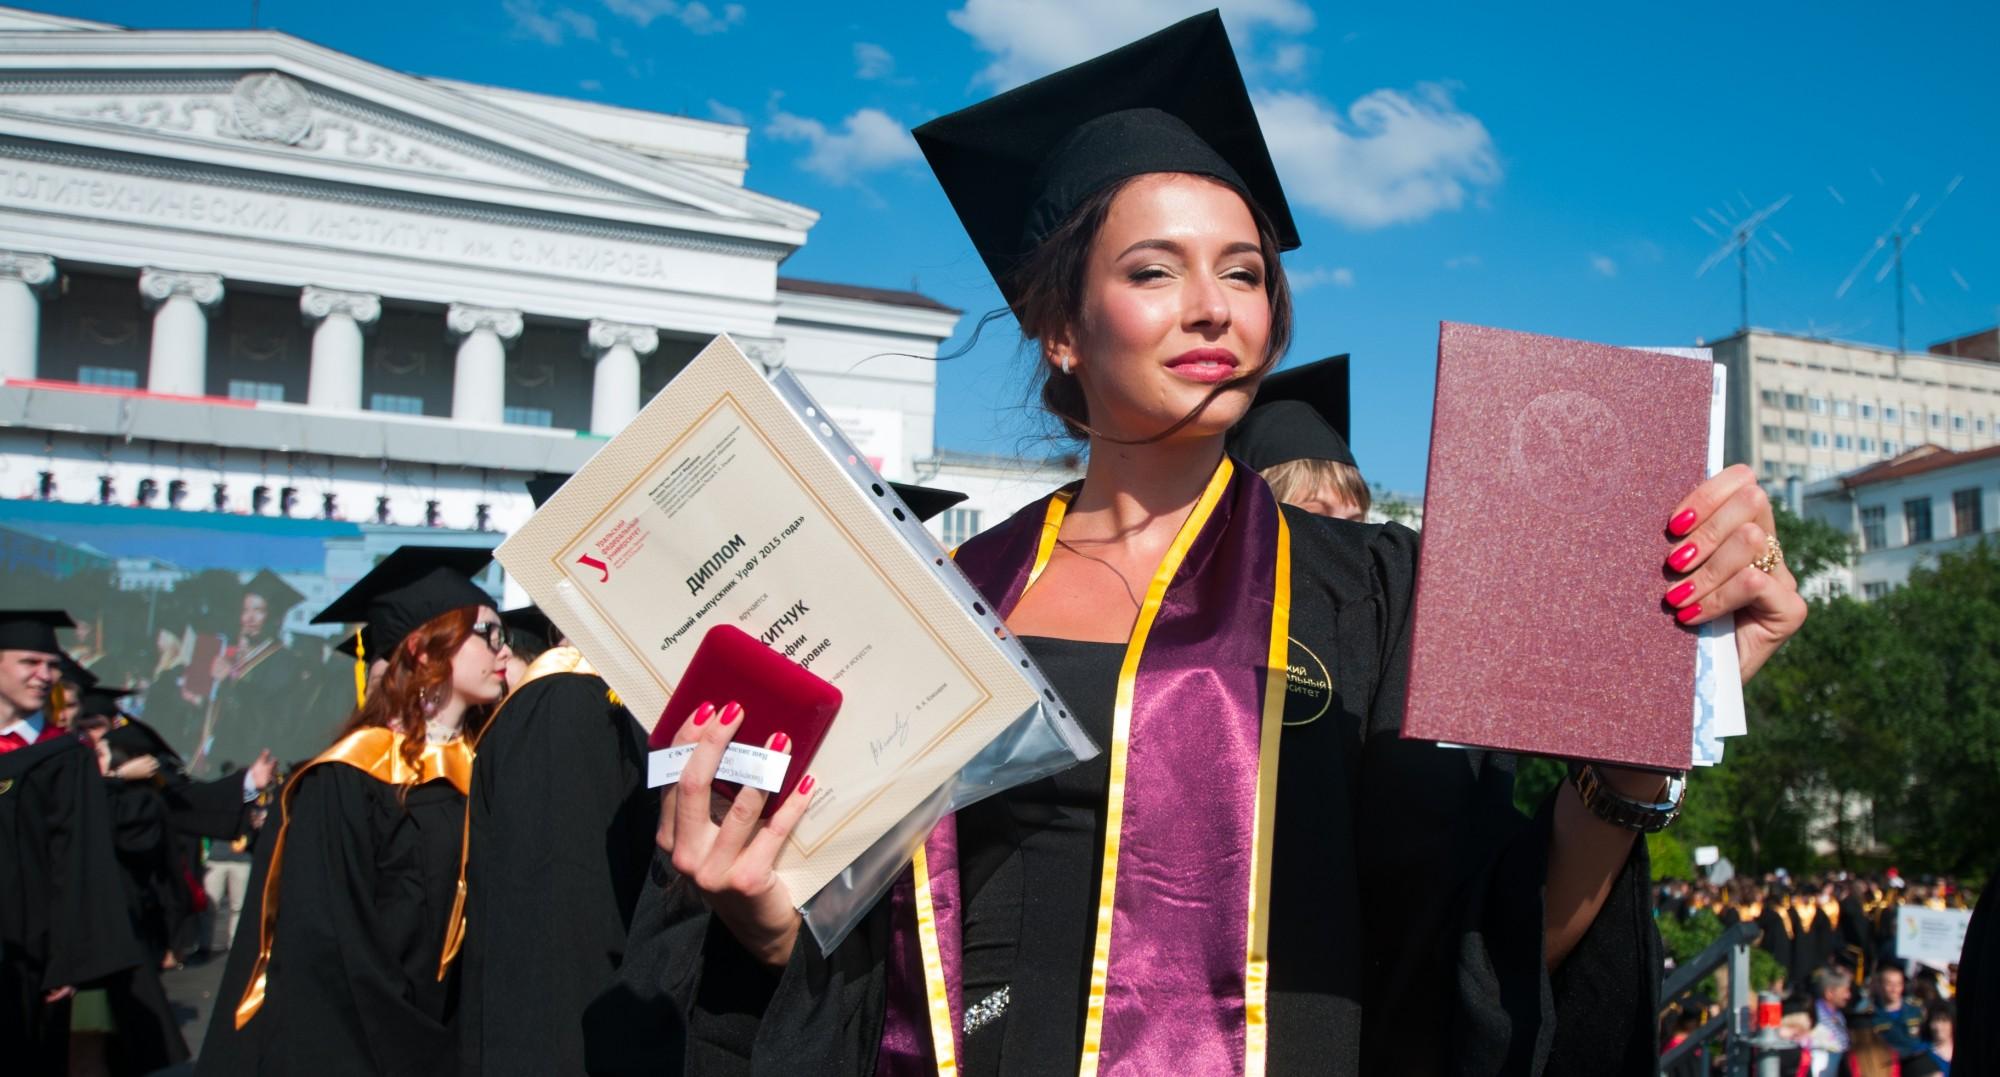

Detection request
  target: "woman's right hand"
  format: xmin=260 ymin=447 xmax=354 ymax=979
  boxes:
xmin=656 ymin=701 xmax=816 ymax=969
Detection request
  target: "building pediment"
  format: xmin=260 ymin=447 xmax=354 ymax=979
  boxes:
xmin=0 ymin=27 xmax=815 ymax=248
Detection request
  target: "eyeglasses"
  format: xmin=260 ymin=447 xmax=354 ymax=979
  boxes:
xmin=469 ymin=621 xmax=508 ymax=654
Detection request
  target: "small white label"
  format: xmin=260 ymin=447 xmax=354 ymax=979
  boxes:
xmin=648 ymin=742 xmax=790 ymax=792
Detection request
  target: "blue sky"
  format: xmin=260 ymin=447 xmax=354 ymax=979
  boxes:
xmin=32 ymin=0 xmax=2000 ymax=494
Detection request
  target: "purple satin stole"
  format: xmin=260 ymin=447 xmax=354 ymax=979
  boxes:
xmin=880 ymin=460 xmax=1285 ymax=1075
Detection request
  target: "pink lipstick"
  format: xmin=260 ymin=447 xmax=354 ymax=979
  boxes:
xmin=1165 ymin=347 xmax=1239 ymax=384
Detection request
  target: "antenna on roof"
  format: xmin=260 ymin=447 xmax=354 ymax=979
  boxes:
xmin=1694 ymin=193 xmax=1792 ymax=333
xmin=1835 ymin=175 xmax=1963 ymax=358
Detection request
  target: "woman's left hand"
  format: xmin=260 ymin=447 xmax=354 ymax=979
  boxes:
xmin=1659 ymin=463 xmax=1808 ymax=683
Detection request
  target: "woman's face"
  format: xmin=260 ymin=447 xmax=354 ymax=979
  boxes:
xmin=448 ymin=606 xmax=510 ymax=707
xmin=1062 ymin=173 xmax=1272 ymax=443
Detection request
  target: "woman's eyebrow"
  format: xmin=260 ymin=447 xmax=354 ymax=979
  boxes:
xmin=1114 ymin=238 xmax=1263 ymax=259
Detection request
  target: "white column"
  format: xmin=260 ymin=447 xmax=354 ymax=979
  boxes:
xmin=139 ymin=268 xmax=223 ymax=396
xmin=300 ymin=287 xmax=380 ymax=411
xmin=0 ymin=252 xmax=56 ymax=382
xmin=446 ymin=304 xmax=521 ymax=425
xmin=586 ymin=319 xmax=658 ymax=434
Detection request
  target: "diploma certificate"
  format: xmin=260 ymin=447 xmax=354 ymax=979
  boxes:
xmin=496 ymin=335 xmax=1058 ymax=902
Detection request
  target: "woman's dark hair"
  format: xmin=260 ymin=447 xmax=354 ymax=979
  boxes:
xmin=1002 ymin=173 xmax=1294 ymax=443
xmin=334 ymin=607 xmax=491 ymax=782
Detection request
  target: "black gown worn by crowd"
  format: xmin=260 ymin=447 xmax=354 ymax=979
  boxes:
xmin=99 ymin=773 xmax=196 ymax=1073
xmin=456 ymin=665 xmax=661 ymax=1077
xmin=0 ymin=735 xmax=145 ymax=1077
xmin=196 ymin=762 xmax=467 ymax=1077
xmin=626 ymin=511 xmax=1661 ymax=1075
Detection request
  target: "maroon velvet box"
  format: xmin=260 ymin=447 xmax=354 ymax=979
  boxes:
xmin=1401 ymin=322 xmax=1713 ymax=770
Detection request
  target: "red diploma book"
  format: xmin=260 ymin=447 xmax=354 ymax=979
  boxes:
xmin=1402 ymin=322 xmax=1715 ymax=770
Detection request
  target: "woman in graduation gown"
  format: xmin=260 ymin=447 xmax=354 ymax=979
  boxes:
xmin=631 ymin=14 xmax=1810 ymax=1077
xmin=196 ymin=547 xmax=507 ymax=1077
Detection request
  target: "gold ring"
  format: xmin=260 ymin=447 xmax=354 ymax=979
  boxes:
xmin=1751 ymin=534 xmax=1783 ymax=574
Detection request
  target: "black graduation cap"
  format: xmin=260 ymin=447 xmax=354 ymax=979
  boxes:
xmin=104 ymin=714 xmax=183 ymax=767
xmin=525 ymin=472 xmax=568 ymax=509
xmin=310 ymin=546 xmax=495 ymax=658
xmin=912 ymin=10 xmax=1298 ymax=299
xmin=1229 ymin=355 xmax=1355 ymax=470
xmin=243 ymin=569 xmax=305 ymax=619
xmin=333 ymin=625 xmax=374 ymax=660
xmin=888 ymin=481 xmax=968 ymax=524
xmin=76 ymin=685 xmax=139 ymax=722
xmin=503 ymin=605 xmax=559 ymax=653
xmin=0 ymin=610 xmax=73 ymax=655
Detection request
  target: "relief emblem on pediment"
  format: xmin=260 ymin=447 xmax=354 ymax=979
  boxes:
xmin=50 ymin=73 xmax=463 ymax=176
xmin=229 ymin=72 xmax=314 ymax=146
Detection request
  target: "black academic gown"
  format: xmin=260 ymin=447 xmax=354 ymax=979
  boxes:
xmin=199 ymin=642 xmax=311 ymax=776
xmin=1956 ymin=875 xmax=1997 ymax=1075
xmin=100 ymin=775 xmax=193 ymax=1073
xmin=1756 ymin=906 xmax=1796 ymax=986
xmin=0 ymin=735 xmax=146 ymax=1077
xmin=456 ymin=666 xmax=660 ymax=1077
xmin=196 ymin=761 xmax=466 ymax=1077
xmin=624 ymin=511 xmax=1660 ymax=1075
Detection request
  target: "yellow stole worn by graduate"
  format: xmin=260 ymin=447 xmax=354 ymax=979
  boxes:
xmin=880 ymin=457 xmax=1291 ymax=1076
xmin=234 ymin=726 xmax=473 ymax=1028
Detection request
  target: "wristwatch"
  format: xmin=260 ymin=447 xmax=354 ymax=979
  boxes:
xmin=1568 ymin=763 xmax=1686 ymax=833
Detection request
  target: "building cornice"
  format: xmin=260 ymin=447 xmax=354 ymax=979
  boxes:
xmin=0 ymin=137 xmax=795 ymax=263
xmin=0 ymin=28 xmax=818 ymax=234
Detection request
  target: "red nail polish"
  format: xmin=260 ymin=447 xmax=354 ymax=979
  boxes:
xmin=797 ymin=774 xmax=816 ymax=795
xmin=1676 ymin=603 xmax=1703 ymax=624
xmin=768 ymin=731 xmax=791 ymax=753
xmin=1666 ymin=581 xmax=1696 ymax=606
xmin=690 ymin=702 xmax=715 ymax=727
xmin=719 ymin=702 xmax=742 ymax=726
xmin=1668 ymin=542 xmax=1698 ymax=572
xmin=1669 ymin=509 xmax=1698 ymax=537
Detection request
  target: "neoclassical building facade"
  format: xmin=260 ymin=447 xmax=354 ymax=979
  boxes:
xmin=0 ymin=7 xmax=968 ymax=615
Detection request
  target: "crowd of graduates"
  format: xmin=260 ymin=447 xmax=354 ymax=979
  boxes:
xmin=1656 ymin=872 xmax=1975 ymax=1075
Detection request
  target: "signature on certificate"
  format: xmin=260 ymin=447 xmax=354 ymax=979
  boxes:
xmin=868 ymin=711 xmax=912 ymax=767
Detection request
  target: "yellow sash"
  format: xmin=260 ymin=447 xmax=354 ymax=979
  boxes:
xmin=234 ymin=727 xmax=473 ymax=1028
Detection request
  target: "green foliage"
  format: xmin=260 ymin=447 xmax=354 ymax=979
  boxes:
xmin=1687 ymin=534 xmax=1999 ymax=877
xmin=1648 ymin=831 xmax=1695 ymax=882
xmin=1658 ymin=907 xmax=1724 ymax=964
xmin=1510 ymin=755 xmax=1567 ymax=818
xmin=1771 ymin=501 xmax=1854 ymax=585
xmin=1657 ymin=910 xmax=1786 ymax=993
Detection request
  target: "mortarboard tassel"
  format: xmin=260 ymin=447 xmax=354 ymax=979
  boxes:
xmin=352 ymin=628 xmax=367 ymax=707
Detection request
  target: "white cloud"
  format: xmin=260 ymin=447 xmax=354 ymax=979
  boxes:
xmin=601 ymin=0 xmax=744 ymax=33
xmin=505 ymin=0 xmax=598 ymax=44
xmin=766 ymin=107 xmax=921 ymax=184
xmin=1444 ymin=253 xmax=1481 ymax=270
xmin=948 ymin=0 xmax=1313 ymax=88
xmin=1289 ymin=265 xmax=1355 ymax=290
xmin=707 ymin=98 xmax=747 ymax=125
xmin=505 ymin=0 xmax=564 ymax=44
xmin=855 ymin=42 xmax=896 ymax=80
xmin=1590 ymin=253 xmax=1618 ymax=277
xmin=556 ymin=6 xmax=599 ymax=39
xmin=579 ymin=78 xmax=604 ymax=91
xmin=1266 ymin=41 xmax=1310 ymax=77
xmin=1253 ymin=84 xmax=1501 ymax=229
